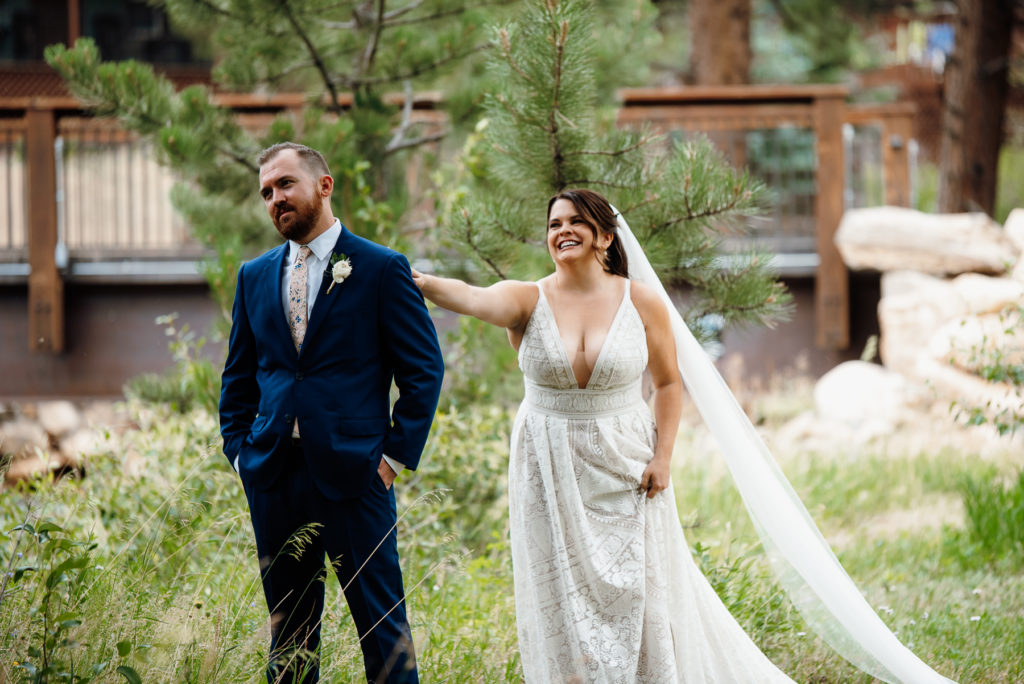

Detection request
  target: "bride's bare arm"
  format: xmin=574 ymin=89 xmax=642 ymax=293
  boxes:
xmin=411 ymin=269 xmax=537 ymax=331
xmin=632 ymin=282 xmax=683 ymax=498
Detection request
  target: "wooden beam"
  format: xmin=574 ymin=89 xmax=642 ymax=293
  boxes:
xmin=883 ymin=113 xmax=914 ymax=208
xmin=25 ymin=104 xmax=64 ymax=354
xmin=813 ymin=94 xmax=848 ymax=349
xmin=68 ymin=0 xmax=80 ymax=44
xmin=618 ymin=84 xmax=849 ymax=106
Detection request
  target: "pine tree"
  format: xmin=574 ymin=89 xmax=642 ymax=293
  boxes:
xmin=445 ymin=0 xmax=791 ymax=338
xmin=44 ymin=0 xmax=511 ymax=321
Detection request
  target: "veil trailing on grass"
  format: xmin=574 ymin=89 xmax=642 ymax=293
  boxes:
xmin=611 ymin=208 xmax=955 ymax=684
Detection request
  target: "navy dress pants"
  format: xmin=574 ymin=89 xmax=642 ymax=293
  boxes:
xmin=243 ymin=442 xmax=417 ymax=684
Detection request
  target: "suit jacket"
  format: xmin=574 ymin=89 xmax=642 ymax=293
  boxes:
xmin=219 ymin=226 xmax=444 ymax=500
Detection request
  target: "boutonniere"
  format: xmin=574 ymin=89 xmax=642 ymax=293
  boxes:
xmin=326 ymin=252 xmax=352 ymax=293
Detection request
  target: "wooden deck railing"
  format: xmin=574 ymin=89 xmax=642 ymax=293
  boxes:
xmin=1 ymin=87 xmax=913 ymax=354
xmin=617 ymin=86 xmax=914 ymax=349
xmin=0 ymin=93 xmax=443 ymax=354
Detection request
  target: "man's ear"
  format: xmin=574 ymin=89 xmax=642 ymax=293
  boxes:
xmin=319 ymin=175 xmax=334 ymax=197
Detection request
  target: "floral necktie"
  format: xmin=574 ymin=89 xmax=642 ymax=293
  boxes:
xmin=288 ymin=245 xmax=312 ymax=353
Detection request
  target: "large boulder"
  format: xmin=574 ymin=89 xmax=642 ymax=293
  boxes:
xmin=1 ymin=418 xmax=49 ymax=458
xmin=916 ymin=355 xmax=1022 ymax=426
xmin=949 ymin=274 xmax=1024 ymax=315
xmin=1009 ymin=210 xmax=1024 ymax=283
xmin=928 ymin=312 xmax=1024 ymax=374
xmin=877 ymin=271 xmax=967 ymax=375
xmin=813 ymin=360 xmax=913 ymax=439
xmin=37 ymin=400 xmax=81 ymax=439
xmin=58 ymin=428 xmax=102 ymax=467
xmin=1005 ymin=209 xmax=1024 ymax=253
xmin=835 ymin=206 xmax=1018 ymax=275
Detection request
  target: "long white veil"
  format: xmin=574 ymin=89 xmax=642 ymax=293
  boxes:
xmin=612 ymin=208 xmax=955 ymax=684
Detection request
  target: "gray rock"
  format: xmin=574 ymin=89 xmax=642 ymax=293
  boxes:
xmin=37 ymin=400 xmax=81 ymax=438
xmin=836 ymin=206 xmax=1017 ymax=275
xmin=949 ymin=273 xmax=1024 ymax=315
xmin=813 ymin=360 xmax=910 ymax=438
xmin=878 ymin=271 xmax=967 ymax=376
xmin=0 ymin=418 xmax=49 ymax=457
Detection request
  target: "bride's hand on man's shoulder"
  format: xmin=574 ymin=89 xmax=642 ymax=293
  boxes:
xmin=410 ymin=266 xmax=425 ymax=288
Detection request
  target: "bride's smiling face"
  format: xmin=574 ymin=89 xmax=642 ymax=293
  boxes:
xmin=547 ymin=198 xmax=611 ymax=266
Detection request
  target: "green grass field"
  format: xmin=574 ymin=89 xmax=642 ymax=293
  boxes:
xmin=0 ymin=391 xmax=1020 ymax=683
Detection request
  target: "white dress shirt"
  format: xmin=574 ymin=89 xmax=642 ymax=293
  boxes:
xmin=234 ymin=219 xmax=405 ymax=477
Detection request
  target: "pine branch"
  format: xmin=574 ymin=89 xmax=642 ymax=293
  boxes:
xmin=386 ymin=79 xmax=416 ymax=150
xmin=546 ymin=19 xmax=569 ymax=189
xmin=462 ymin=209 xmax=507 ymax=280
xmin=650 ymin=181 xmax=751 ymax=236
xmin=688 ymin=300 xmax=774 ymax=324
xmin=498 ymin=29 xmax=536 ymax=85
xmin=620 ymin=195 xmax=660 ymax=215
xmin=338 ymin=42 xmax=492 ymax=88
xmin=323 ymin=0 xmax=425 ymax=29
xmin=492 ymin=94 xmax=537 ymax=128
xmin=325 ymin=0 xmax=517 ymax=29
xmin=355 ymin=0 xmax=387 ymax=88
xmin=281 ymin=0 xmax=344 ymax=113
xmin=490 ymin=141 xmax=539 ymax=170
xmin=385 ymin=131 xmax=446 ymax=154
xmin=185 ymin=0 xmax=236 ymax=19
xmin=384 ymin=80 xmax=448 ymax=154
xmin=386 ymin=0 xmax=518 ymax=27
xmin=560 ymin=178 xmax=636 ymax=190
xmin=496 ymin=221 xmax=541 ymax=246
xmin=566 ymin=135 xmax=659 ymax=157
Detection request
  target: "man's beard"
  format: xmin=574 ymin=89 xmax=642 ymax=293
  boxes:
xmin=273 ymin=191 xmax=323 ymax=242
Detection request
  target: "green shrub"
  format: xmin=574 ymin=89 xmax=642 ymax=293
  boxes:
xmin=124 ymin=314 xmax=220 ymax=415
xmin=945 ymin=469 xmax=1024 ymax=568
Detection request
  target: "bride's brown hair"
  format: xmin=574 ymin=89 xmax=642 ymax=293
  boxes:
xmin=547 ymin=189 xmax=629 ymax=278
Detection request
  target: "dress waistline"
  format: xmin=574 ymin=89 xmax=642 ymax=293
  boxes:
xmin=523 ymin=378 xmax=647 ymax=419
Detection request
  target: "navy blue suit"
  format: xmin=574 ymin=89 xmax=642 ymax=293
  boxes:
xmin=220 ymin=226 xmax=444 ymax=683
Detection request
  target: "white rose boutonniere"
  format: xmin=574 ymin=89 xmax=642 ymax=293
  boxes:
xmin=326 ymin=252 xmax=352 ymax=294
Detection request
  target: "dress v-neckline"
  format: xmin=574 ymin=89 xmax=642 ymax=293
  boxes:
xmin=537 ymin=281 xmax=631 ymax=390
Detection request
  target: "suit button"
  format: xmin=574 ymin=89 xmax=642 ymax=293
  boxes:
xmin=284 ymin=414 xmax=292 ymax=422
xmin=295 ymin=372 xmax=304 ymax=381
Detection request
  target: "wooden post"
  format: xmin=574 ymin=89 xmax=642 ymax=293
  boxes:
xmin=884 ymin=112 xmax=914 ymax=207
xmin=68 ymin=0 xmax=80 ymax=44
xmin=26 ymin=103 xmax=64 ymax=354
xmin=813 ymin=93 xmax=848 ymax=349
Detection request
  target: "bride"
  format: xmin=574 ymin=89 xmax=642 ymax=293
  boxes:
xmin=413 ymin=189 xmax=954 ymax=683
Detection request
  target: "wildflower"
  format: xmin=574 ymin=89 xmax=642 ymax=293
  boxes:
xmin=971 ymin=588 xmax=982 ymax=596
xmin=969 ymin=615 xmax=981 ymax=622
xmin=796 ymin=631 xmax=806 ymax=637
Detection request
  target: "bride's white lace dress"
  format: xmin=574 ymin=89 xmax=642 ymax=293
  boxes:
xmin=509 ymin=281 xmax=794 ymax=683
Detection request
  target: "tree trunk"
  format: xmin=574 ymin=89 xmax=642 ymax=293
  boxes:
xmin=688 ymin=0 xmax=751 ymax=85
xmin=938 ymin=0 xmax=1015 ymax=215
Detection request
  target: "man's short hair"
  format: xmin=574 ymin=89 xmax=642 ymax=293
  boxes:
xmin=258 ymin=142 xmax=331 ymax=180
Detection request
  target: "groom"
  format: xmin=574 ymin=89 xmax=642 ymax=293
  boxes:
xmin=219 ymin=142 xmax=444 ymax=683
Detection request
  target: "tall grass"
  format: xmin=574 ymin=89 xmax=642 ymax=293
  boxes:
xmin=1 ymin=394 xmax=1021 ymax=682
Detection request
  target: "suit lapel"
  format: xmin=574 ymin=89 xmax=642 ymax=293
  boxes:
xmin=303 ymin=227 xmax=355 ymax=348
